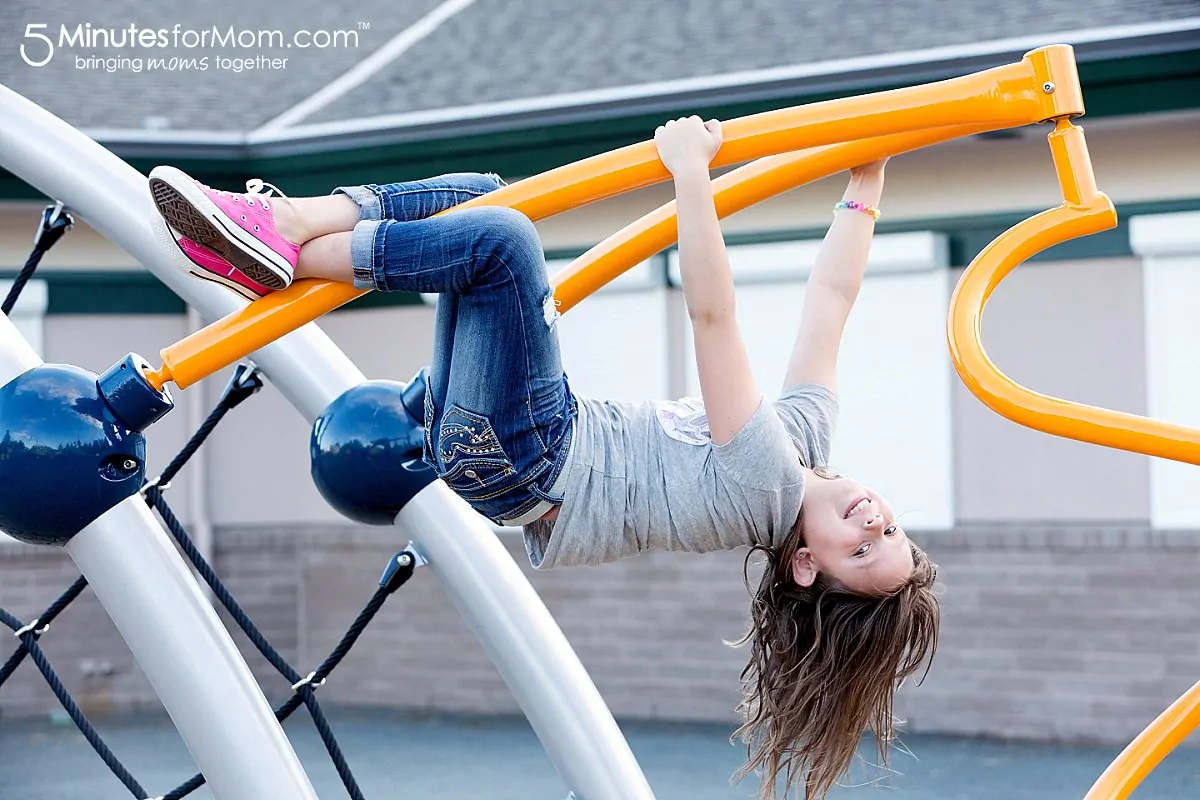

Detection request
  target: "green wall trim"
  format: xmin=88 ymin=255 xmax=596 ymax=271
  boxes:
xmin=46 ymin=273 xmax=186 ymax=315
xmin=339 ymin=289 xmax=425 ymax=311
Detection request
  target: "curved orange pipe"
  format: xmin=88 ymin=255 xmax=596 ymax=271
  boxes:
xmin=1083 ymin=680 xmax=1200 ymax=800
xmin=947 ymin=121 xmax=1200 ymax=465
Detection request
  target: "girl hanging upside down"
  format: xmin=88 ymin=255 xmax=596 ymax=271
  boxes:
xmin=148 ymin=115 xmax=939 ymax=800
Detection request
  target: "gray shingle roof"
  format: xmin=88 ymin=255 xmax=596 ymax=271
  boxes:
xmin=309 ymin=0 xmax=1200 ymax=125
xmin=2 ymin=0 xmax=1197 ymax=138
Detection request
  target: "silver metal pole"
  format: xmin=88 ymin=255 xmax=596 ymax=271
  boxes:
xmin=1 ymin=82 xmax=655 ymax=797
xmin=0 ymin=313 xmax=318 ymax=800
xmin=400 ymin=483 xmax=656 ymax=799
xmin=67 ymin=499 xmax=319 ymax=800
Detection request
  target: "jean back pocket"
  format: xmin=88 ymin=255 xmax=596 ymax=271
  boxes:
xmin=436 ymin=405 xmax=518 ymax=501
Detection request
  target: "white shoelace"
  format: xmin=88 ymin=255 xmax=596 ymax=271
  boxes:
xmin=243 ymin=178 xmax=291 ymax=213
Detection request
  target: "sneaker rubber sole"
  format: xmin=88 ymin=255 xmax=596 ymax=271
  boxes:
xmin=149 ymin=166 xmax=293 ymax=290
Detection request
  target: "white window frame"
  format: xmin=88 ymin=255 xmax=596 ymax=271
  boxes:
xmin=1131 ymin=210 xmax=1200 ymax=529
xmin=0 ymin=278 xmax=48 ymax=357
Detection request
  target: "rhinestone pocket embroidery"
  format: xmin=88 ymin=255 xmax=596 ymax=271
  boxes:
xmin=436 ymin=405 xmax=518 ymax=499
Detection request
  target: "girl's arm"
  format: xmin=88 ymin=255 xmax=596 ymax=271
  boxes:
xmin=656 ymin=117 xmax=759 ymax=446
xmin=782 ymin=161 xmax=887 ymax=392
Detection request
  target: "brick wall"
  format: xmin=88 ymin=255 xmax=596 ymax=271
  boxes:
xmin=293 ymin=526 xmax=751 ymax=721
xmin=211 ymin=528 xmax=304 ymax=706
xmin=0 ymin=528 xmax=306 ymax=721
xmin=4 ymin=523 xmax=1200 ymax=749
xmin=0 ymin=541 xmax=158 ymax=720
xmin=895 ymin=524 xmax=1200 ymax=745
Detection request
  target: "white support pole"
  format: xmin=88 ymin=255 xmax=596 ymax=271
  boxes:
xmin=399 ymin=483 xmax=656 ymax=798
xmin=0 ymin=83 xmax=654 ymax=798
xmin=68 ymin=499 xmax=319 ymax=800
xmin=0 ymin=312 xmax=318 ymax=800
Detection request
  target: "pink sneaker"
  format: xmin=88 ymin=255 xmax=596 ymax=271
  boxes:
xmin=149 ymin=165 xmax=300 ymax=291
xmin=172 ymin=234 xmax=270 ymax=301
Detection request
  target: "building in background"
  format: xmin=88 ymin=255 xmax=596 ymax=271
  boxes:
xmin=2 ymin=1 xmax=1200 ymax=744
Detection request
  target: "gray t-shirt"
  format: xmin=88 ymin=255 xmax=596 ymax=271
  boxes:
xmin=523 ymin=384 xmax=839 ymax=568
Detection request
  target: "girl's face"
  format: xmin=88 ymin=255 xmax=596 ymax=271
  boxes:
xmin=791 ymin=468 xmax=913 ymax=595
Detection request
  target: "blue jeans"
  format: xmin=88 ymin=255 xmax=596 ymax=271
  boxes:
xmin=333 ymin=174 xmax=576 ymax=525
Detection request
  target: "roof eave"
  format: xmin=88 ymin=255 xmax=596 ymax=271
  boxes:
xmin=87 ymin=18 xmax=1200 ymax=161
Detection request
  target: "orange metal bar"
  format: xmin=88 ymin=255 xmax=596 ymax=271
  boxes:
xmin=1084 ymin=680 xmax=1200 ymax=800
xmin=467 ymin=43 xmax=1078 ymax=221
xmin=551 ymin=123 xmax=988 ymax=312
xmin=145 ymin=44 xmax=1084 ymax=390
xmin=947 ymin=119 xmax=1200 ymax=465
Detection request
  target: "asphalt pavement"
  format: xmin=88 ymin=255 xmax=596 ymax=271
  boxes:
xmin=2 ymin=709 xmax=1198 ymax=799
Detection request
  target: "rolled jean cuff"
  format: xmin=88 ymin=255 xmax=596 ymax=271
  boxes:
xmin=350 ymin=220 xmax=383 ymax=290
xmin=331 ymin=184 xmax=383 ymax=221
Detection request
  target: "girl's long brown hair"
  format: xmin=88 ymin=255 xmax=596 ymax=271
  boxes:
xmin=731 ymin=515 xmax=940 ymax=799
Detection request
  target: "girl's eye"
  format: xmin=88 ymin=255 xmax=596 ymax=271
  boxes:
xmin=854 ymin=543 xmax=870 ymax=557
xmin=884 ymin=525 xmax=898 ymax=536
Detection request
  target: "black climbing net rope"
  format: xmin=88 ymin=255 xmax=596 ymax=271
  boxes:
xmin=0 ymin=202 xmax=416 ymax=799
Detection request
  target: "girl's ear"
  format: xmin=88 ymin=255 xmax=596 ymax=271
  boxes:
xmin=791 ymin=547 xmax=817 ymax=588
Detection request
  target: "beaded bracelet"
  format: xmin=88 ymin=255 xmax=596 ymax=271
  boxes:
xmin=834 ymin=200 xmax=881 ymax=221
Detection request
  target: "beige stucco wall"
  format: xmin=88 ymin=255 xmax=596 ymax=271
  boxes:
xmin=30 ymin=256 xmax=1158 ymax=528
